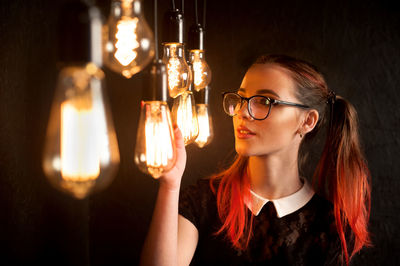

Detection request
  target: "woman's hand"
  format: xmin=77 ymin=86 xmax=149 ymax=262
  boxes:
xmin=159 ymin=126 xmax=187 ymax=191
xmin=140 ymin=126 xmax=188 ymax=266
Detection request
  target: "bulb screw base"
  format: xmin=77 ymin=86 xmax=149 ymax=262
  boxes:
xmin=162 ymin=9 xmax=184 ymax=44
xmin=188 ymin=24 xmax=204 ymax=50
xmin=149 ymin=59 xmax=168 ymax=102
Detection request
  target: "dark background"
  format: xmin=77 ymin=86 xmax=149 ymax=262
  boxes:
xmin=1 ymin=0 xmax=399 ymax=265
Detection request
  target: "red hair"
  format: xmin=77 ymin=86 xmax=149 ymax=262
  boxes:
xmin=210 ymin=155 xmax=251 ymax=249
xmin=211 ymin=54 xmax=371 ymax=264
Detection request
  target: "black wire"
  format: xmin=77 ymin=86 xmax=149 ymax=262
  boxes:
xmin=171 ymin=0 xmax=176 ymax=10
xmin=181 ymin=0 xmax=184 ymax=14
xmin=195 ymin=0 xmax=198 ymax=24
xmin=203 ymin=0 xmax=207 ymax=28
xmin=154 ymin=0 xmax=158 ymax=59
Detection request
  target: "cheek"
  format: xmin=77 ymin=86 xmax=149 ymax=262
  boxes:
xmin=232 ymin=109 xmax=301 ymax=156
xmin=261 ymin=109 xmax=299 ymax=139
xmin=253 ymin=110 xmax=301 ymax=154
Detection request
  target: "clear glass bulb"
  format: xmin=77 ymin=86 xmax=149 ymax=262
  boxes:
xmin=134 ymin=101 xmax=176 ymax=178
xmin=162 ymin=43 xmax=191 ymax=98
xmin=43 ymin=63 xmax=120 ymax=199
xmin=190 ymin=50 xmax=211 ymax=91
xmin=104 ymin=0 xmax=154 ymax=78
xmin=195 ymin=104 xmax=213 ymax=148
xmin=171 ymin=91 xmax=199 ymax=145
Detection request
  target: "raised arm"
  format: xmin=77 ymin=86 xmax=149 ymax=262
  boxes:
xmin=140 ymin=127 xmax=199 ymax=266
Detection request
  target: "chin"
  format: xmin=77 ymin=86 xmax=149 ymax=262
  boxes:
xmin=235 ymin=142 xmax=254 ymax=157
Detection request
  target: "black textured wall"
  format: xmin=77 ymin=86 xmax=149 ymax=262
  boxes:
xmin=0 ymin=0 xmax=399 ymax=265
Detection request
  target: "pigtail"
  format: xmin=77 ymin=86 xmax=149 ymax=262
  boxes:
xmin=313 ymin=96 xmax=371 ymax=265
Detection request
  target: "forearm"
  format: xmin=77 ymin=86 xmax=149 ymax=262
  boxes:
xmin=140 ymin=182 xmax=181 ymax=266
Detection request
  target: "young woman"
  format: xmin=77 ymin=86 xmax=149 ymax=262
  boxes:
xmin=140 ymin=54 xmax=371 ymax=266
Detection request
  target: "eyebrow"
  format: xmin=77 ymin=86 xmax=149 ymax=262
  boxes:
xmin=238 ymin=88 xmax=280 ymax=98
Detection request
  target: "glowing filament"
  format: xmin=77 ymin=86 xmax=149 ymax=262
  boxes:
xmin=61 ymin=102 xmax=100 ymax=181
xmin=114 ymin=17 xmax=139 ymax=66
xmin=195 ymin=104 xmax=212 ymax=148
xmin=189 ymin=50 xmax=211 ymax=91
xmin=167 ymin=45 xmax=180 ymax=91
xmin=175 ymin=93 xmax=199 ymax=145
xmin=144 ymin=103 xmax=174 ymax=177
xmin=193 ymin=60 xmax=204 ymax=86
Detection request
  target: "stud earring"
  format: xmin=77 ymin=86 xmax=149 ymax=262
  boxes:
xmin=299 ymin=132 xmax=303 ymax=138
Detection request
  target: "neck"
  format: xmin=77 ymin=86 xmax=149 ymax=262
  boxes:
xmin=247 ymin=154 xmax=302 ymax=199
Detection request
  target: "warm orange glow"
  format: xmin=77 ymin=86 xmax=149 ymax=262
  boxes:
xmin=193 ymin=60 xmax=204 ymax=86
xmin=163 ymin=43 xmax=191 ymax=98
xmin=167 ymin=46 xmax=180 ymax=90
xmin=60 ymin=101 xmax=100 ymax=181
xmin=144 ymin=104 xmax=174 ymax=176
xmin=114 ymin=17 xmax=139 ymax=66
xmin=166 ymin=45 xmax=182 ymax=95
xmin=172 ymin=92 xmax=199 ymax=145
xmin=135 ymin=101 xmax=176 ymax=178
xmin=190 ymin=50 xmax=211 ymax=91
xmin=195 ymin=104 xmax=213 ymax=148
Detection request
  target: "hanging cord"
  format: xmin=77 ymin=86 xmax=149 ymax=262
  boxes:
xmin=171 ymin=0 xmax=176 ymax=10
xmin=195 ymin=0 xmax=198 ymax=24
xmin=154 ymin=0 xmax=159 ymax=59
xmin=181 ymin=0 xmax=185 ymax=14
xmin=194 ymin=0 xmax=206 ymax=27
xmin=203 ymin=0 xmax=206 ymax=28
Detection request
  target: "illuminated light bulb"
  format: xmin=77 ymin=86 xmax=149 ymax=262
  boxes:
xmin=195 ymin=103 xmax=213 ymax=148
xmin=162 ymin=43 xmax=191 ymax=98
xmin=43 ymin=63 xmax=120 ymax=199
xmin=104 ymin=0 xmax=154 ymax=78
xmin=171 ymin=91 xmax=199 ymax=145
xmin=190 ymin=49 xmax=211 ymax=91
xmin=134 ymin=101 xmax=176 ymax=178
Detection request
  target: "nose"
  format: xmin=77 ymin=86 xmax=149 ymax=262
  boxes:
xmin=237 ymin=100 xmax=253 ymax=120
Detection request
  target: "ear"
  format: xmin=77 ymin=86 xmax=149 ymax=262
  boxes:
xmin=300 ymin=109 xmax=319 ymax=135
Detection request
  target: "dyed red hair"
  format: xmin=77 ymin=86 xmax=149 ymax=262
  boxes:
xmin=210 ymin=54 xmax=371 ymax=265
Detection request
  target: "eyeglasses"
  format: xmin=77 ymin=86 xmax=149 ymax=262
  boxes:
xmin=222 ymin=92 xmax=310 ymax=120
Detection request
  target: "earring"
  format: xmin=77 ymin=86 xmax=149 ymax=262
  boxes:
xmin=299 ymin=132 xmax=303 ymax=138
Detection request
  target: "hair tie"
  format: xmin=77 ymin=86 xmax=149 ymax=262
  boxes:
xmin=327 ymin=90 xmax=336 ymax=105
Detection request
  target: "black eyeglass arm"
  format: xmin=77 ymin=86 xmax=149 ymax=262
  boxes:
xmin=272 ymin=99 xmax=310 ymax=109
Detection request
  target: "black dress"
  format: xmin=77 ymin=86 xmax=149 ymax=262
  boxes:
xmin=179 ymin=179 xmax=345 ymax=266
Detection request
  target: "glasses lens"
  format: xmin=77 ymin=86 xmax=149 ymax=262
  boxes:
xmin=249 ymin=96 xmax=271 ymax=119
xmin=223 ymin=93 xmax=241 ymax=116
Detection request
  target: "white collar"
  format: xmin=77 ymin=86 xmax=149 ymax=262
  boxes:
xmin=245 ymin=179 xmax=315 ymax=218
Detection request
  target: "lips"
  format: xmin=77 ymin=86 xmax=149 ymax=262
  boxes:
xmin=236 ymin=125 xmax=256 ymax=139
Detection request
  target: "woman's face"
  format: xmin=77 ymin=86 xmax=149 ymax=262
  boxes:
xmin=233 ymin=64 xmax=305 ymax=157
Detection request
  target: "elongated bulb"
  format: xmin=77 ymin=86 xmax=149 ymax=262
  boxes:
xmin=195 ymin=104 xmax=213 ymax=148
xmin=43 ymin=63 xmax=120 ymax=199
xmin=162 ymin=43 xmax=191 ymax=98
xmin=104 ymin=0 xmax=154 ymax=78
xmin=171 ymin=91 xmax=199 ymax=145
xmin=190 ymin=50 xmax=211 ymax=91
xmin=135 ymin=101 xmax=176 ymax=178
xmin=60 ymin=102 xmax=100 ymax=180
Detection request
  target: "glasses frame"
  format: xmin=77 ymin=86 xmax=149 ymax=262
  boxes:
xmin=222 ymin=92 xmax=310 ymax=120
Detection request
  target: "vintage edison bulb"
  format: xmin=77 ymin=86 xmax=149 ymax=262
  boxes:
xmin=43 ymin=63 xmax=120 ymax=199
xmin=162 ymin=43 xmax=191 ymax=98
xmin=195 ymin=103 xmax=213 ymax=148
xmin=189 ymin=50 xmax=211 ymax=91
xmin=171 ymin=91 xmax=199 ymax=145
xmin=104 ymin=0 xmax=154 ymax=78
xmin=134 ymin=101 xmax=176 ymax=178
